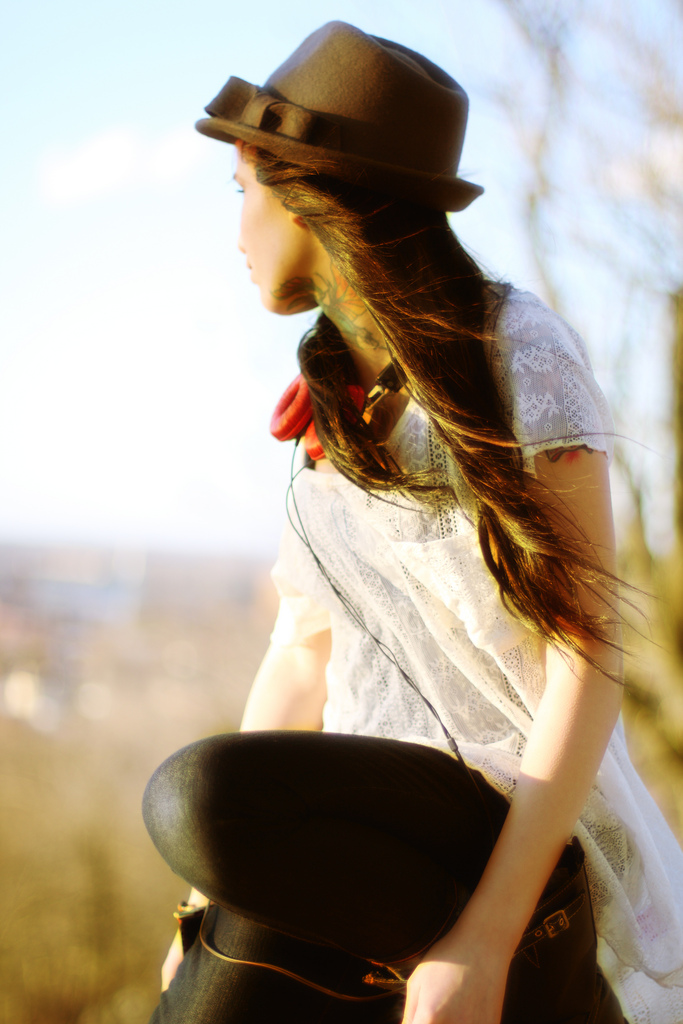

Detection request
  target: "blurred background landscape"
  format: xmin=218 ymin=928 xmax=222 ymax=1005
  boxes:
xmin=0 ymin=547 xmax=276 ymax=1023
xmin=1 ymin=0 xmax=682 ymax=1021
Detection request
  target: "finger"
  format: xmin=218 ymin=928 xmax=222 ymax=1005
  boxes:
xmin=401 ymin=988 xmax=417 ymax=1024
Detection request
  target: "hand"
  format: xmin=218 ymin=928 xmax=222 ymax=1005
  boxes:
xmin=401 ymin=931 xmax=509 ymax=1024
xmin=161 ymin=928 xmax=185 ymax=992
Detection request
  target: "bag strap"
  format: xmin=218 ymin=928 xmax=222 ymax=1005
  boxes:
xmin=198 ymin=902 xmax=399 ymax=1001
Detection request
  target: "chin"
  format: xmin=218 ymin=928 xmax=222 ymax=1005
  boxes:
xmin=262 ymin=292 xmax=318 ymax=317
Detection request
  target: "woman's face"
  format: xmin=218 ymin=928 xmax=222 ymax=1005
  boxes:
xmin=234 ymin=148 xmax=322 ymax=315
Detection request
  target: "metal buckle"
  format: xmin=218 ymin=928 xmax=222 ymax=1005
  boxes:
xmin=362 ymin=971 xmax=407 ymax=990
xmin=543 ymin=909 xmax=569 ymax=938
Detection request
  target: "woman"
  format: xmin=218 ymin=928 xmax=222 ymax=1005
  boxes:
xmin=143 ymin=21 xmax=683 ymax=1024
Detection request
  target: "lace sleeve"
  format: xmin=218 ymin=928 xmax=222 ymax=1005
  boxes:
xmin=269 ymin=548 xmax=331 ymax=648
xmin=489 ymin=291 xmax=614 ymax=474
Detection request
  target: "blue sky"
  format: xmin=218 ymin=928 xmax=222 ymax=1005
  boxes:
xmin=0 ymin=0 xmax=677 ymax=557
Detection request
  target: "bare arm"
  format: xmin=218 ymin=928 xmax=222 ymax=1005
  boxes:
xmin=403 ymin=449 xmax=623 ymax=1024
xmin=240 ymin=629 xmax=331 ymax=730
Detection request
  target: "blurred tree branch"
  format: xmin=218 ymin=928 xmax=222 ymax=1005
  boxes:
xmin=487 ymin=0 xmax=682 ymax=561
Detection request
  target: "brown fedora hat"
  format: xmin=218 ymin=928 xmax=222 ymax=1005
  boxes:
xmin=195 ymin=21 xmax=484 ymax=212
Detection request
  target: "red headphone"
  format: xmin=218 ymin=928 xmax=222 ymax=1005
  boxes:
xmin=270 ymin=375 xmax=364 ymax=461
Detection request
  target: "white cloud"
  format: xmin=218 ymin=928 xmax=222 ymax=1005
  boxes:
xmin=38 ymin=125 xmax=210 ymax=206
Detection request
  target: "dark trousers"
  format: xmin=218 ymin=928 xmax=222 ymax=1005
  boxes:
xmin=142 ymin=731 xmax=510 ymax=1021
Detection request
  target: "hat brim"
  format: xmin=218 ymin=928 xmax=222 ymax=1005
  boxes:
xmin=195 ymin=116 xmax=483 ymax=212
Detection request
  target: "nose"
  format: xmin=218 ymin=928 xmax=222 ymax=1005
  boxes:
xmin=237 ymin=207 xmax=246 ymax=254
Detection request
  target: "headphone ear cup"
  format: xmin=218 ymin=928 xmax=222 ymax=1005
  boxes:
xmin=271 ymin=375 xmax=366 ymax=462
xmin=348 ymin=384 xmax=365 ymax=414
xmin=304 ymin=419 xmax=325 ymax=461
xmin=270 ymin=375 xmax=312 ymax=441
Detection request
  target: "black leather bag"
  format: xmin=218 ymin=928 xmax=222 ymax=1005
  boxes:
xmin=178 ymin=838 xmax=626 ymax=1024
xmin=501 ymin=838 xmax=626 ymax=1023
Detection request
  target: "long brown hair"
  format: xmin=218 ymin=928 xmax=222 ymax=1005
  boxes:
xmin=251 ymin=147 xmax=621 ymax=672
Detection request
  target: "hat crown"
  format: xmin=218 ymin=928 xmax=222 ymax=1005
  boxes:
xmin=263 ymin=22 xmax=468 ymax=176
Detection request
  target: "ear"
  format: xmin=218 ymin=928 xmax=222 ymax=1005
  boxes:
xmin=291 ymin=213 xmax=311 ymax=231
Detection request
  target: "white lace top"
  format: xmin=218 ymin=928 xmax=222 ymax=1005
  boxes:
xmin=270 ymin=289 xmax=683 ymax=1022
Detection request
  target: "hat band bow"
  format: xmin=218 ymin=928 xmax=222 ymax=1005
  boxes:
xmin=207 ymin=77 xmax=342 ymax=149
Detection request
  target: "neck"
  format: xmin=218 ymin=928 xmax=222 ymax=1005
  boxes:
xmin=313 ymin=261 xmax=390 ymax=391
